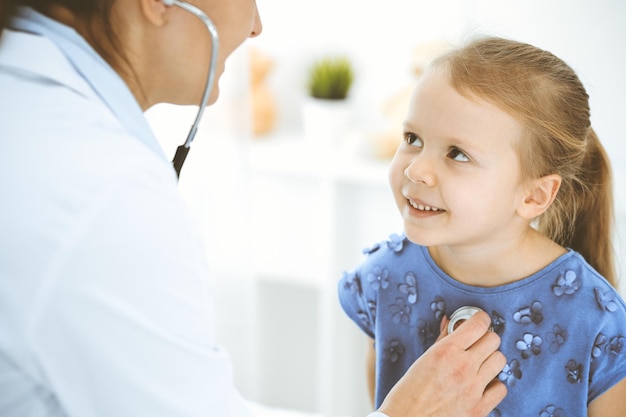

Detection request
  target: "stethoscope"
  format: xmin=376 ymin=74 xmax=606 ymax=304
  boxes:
xmin=163 ymin=0 xmax=219 ymax=179
xmin=447 ymin=306 xmax=492 ymax=334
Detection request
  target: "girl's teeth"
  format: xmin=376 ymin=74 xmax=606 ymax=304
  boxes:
xmin=410 ymin=201 xmax=439 ymax=211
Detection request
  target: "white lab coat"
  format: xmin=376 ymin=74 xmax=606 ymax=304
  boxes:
xmin=0 ymin=21 xmax=251 ymax=417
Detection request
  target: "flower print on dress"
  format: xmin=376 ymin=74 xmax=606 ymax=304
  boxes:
xmin=367 ymin=266 xmax=390 ymax=291
xmin=383 ymin=339 xmax=405 ymax=363
xmin=390 ymin=297 xmax=411 ymax=325
xmin=552 ymin=270 xmax=581 ymax=296
xmin=398 ymin=272 xmax=418 ymax=304
xmin=540 ymin=405 xmax=565 ymax=417
xmin=356 ymin=310 xmax=371 ymax=329
xmin=430 ymin=296 xmax=445 ymax=321
xmin=386 ymin=233 xmax=405 ymax=253
xmin=341 ymin=270 xmax=362 ymax=295
xmin=546 ymin=324 xmax=568 ymax=353
xmin=592 ymin=333 xmax=607 ymax=360
xmin=417 ymin=320 xmax=437 ymax=347
xmin=513 ymin=301 xmax=543 ymax=325
xmin=362 ymin=241 xmax=381 ymax=255
xmin=492 ymin=310 xmax=506 ymax=335
xmin=607 ymin=335 xmax=625 ymax=356
xmin=516 ymin=333 xmax=542 ymax=359
xmin=366 ymin=300 xmax=377 ymax=326
xmin=565 ymin=359 xmax=583 ymax=383
xmin=498 ymin=359 xmax=522 ymax=387
xmin=594 ymin=287 xmax=619 ymax=312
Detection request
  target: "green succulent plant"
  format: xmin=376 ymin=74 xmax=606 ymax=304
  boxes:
xmin=307 ymin=57 xmax=354 ymax=100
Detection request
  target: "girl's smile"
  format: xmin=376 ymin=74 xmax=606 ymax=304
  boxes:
xmin=406 ymin=198 xmax=445 ymax=217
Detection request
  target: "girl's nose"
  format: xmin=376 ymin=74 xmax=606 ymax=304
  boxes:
xmin=404 ymin=154 xmax=436 ymax=186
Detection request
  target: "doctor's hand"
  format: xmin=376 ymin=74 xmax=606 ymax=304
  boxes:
xmin=376 ymin=311 xmax=507 ymax=417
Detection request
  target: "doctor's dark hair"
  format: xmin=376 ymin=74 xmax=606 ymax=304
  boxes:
xmin=1 ymin=0 xmax=16 ymax=29
xmin=433 ymin=36 xmax=616 ymax=286
xmin=1 ymin=0 xmax=120 ymax=66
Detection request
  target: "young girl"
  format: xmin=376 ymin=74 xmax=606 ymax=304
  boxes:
xmin=338 ymin=36 xmax=626 ymax=416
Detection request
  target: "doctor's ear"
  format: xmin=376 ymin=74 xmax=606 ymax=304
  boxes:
xmin=140 ymin=0 xmax=170 ymax=26
xmin=517 ymin=174 xmax=562 ymax=220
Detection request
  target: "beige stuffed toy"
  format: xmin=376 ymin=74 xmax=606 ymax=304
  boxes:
xmin=249 ymin=48 xmax=277 ymax=137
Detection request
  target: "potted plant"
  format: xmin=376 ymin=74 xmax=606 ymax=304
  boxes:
xmin=301 ymin=56 xmax=355 ymax=145
xmin=307 ymin=57 xmax=354 ymax=100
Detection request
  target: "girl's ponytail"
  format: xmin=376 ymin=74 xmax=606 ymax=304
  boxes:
xmin=570 ymin=129 xmax=616 ymax=286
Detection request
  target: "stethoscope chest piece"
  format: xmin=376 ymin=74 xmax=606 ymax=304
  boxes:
xmin=448 ymin=306 xmax=490 ymax=334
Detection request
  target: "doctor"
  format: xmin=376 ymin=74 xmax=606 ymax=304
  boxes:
xmin=0 ymin=1 xmax=506 ymax=416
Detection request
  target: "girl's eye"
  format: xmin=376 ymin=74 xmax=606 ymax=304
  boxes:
xmin=448 ymin=147 xmax=470 ymax=162
xmin=403 ymin=132 xmax=423 ymax=148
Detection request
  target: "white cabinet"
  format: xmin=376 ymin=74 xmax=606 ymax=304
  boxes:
xmin=247 ymin=135 xmax=402 ymax=417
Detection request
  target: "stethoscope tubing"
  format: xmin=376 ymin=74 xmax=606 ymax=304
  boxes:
xmin=170 ymin=0 xmax=219 ymax=178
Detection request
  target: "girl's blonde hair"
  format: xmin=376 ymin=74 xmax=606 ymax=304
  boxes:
xmin=435 ymin=36 xmax=616 ymax=287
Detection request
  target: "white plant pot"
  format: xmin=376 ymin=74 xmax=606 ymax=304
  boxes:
xmin=301 ymin=97 xmax=352 ymax=148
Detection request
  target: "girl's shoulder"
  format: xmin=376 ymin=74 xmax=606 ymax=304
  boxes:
xmin=348 ymin=233 xmax=430 ymax=292
xmin=543 ymin=251 xmax=626 ymax=342
xmin=560 ymin=250 xmax=624 ymax=304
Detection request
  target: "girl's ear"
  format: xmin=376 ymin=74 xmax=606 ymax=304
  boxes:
xmin=140 ymin=0 xmax=169 ymax=26
xmin=517 ymin=174 xmax=562 ymax=219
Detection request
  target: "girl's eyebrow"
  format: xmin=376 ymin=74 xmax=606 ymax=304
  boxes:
xmin=403 ymin=122 xmax=474 ymax=149
xmin=447 ymin=135 xmax=474 ymax=149
xmin=402 ymin=121 xmax=418 ymax=132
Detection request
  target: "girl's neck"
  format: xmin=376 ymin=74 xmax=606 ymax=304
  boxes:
xmin=428 ymin=229 xmax=567 ymax=288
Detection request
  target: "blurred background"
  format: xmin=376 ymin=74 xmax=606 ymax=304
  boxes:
xmin=145 ymin=1 xmax=626 ymax=416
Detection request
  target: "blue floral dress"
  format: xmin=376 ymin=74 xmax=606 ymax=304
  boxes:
xmin=337 ymin=234 xmax=626 ymax=416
